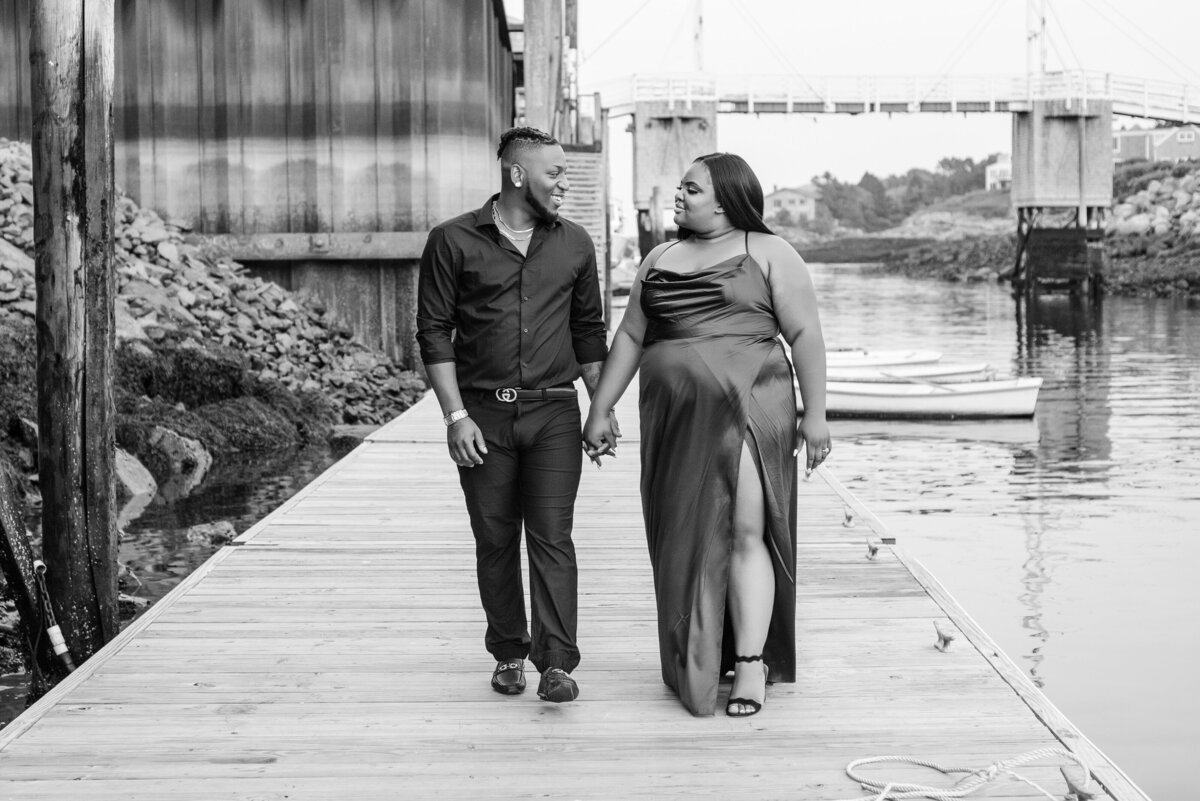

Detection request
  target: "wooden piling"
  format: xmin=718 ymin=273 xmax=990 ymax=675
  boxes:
xmin=29 ymin=0 xmax=119 ymax=666
xmin=523 ymin=0 xmax=564 ymax=136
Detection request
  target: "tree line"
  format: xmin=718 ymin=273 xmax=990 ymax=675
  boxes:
xmin=773 ymin=154 xmax=1004 ymax=234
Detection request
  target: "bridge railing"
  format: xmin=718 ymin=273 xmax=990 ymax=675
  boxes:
xmin=1100 ymin=74 xmax=1199 ymax=122
xmin=607 ymin=71 xmax=1197 ymax=122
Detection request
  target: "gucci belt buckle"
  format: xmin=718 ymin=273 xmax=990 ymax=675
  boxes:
xmin=495 ymin=388 xmax=518 ymax=403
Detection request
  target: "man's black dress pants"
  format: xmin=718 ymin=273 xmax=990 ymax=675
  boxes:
xmin=457 ymin=392 xmax=583 ymax=674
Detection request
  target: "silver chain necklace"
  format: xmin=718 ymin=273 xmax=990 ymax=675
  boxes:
xmin=492 ymin=202 xmax=535 ymax=241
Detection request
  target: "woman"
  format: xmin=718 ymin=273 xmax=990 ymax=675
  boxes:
xmin=583 ymin=153 xmax=830 ymax=717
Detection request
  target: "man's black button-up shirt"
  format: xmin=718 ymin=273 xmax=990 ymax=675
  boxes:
xmin=416 ymin=195 xmax=608 ymax=392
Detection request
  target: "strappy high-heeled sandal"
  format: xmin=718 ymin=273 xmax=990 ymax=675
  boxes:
xmin=726 ymin=654 xmax=768 ymax=717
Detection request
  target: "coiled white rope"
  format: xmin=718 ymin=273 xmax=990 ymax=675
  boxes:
xmin=833 ymin=747 xmax=1094 ymax=801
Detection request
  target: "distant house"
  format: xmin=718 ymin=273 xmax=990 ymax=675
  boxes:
xmin=764 ymin=184 xmax=821 ymax=222
xmin=1113 ymin=125 xmax=1200 ymax=162
xmin=985 ymin=155 xmax=1012 ymax=191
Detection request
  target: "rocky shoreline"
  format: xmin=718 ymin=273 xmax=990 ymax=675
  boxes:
xmin=797 ymin=165 xmax=1200 ymax=298
xmin=3 ymin=136 xmax=430 ymax=676
xmin=2 ymin=138 xmax=427 ymax=497
xmin=864 ymin=232 xmax=1200 ymax=298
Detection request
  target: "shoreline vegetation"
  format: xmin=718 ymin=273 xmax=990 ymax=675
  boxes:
xmin=790 ymin=159 xmax=1200 ymax=299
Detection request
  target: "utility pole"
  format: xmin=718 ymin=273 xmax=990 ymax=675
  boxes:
xmin=524 ymin=0 xmax=564 ymax=136
xmin=30 ymin=0 xmax=119 ymax=675
xmin=691 ymin=0 xmax=704 ymax=73
xmin=1026 ymin=0 xmax=1046 ymax=78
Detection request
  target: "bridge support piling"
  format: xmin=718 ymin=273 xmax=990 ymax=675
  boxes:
xmin=1010 ymin=99 xmax=1112 ymax=298
xmin=631 ymin=99 xmax=717 ymax=256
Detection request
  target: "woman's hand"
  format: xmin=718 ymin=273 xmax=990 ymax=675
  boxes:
xmin=799 ymin=415 xmax=832 ymax=474
xmin=583 ymin=410 xmax=620 ymax=467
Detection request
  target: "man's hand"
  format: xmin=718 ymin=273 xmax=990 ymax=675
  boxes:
xmin=448 ymin=417 xmax=488 ymax=467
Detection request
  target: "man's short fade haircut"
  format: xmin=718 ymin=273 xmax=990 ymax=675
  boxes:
xmin=497 ymin=126 xmax=558 ymax=161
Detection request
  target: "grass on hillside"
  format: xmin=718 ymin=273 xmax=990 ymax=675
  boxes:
xmin=921 ymin=189 xmax=1012 ymax=218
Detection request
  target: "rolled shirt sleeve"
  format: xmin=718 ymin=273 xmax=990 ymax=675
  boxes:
xmin=571 ymin=244 xmax=608 ymax=365
xmin=416 ymin=226 xmax=458 ymax=366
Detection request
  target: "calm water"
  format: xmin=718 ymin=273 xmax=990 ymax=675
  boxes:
xmin=2 ymin=267 xmax=1197 ymax=799
xmin=812 ymin=264 xmax=1199 ymax=801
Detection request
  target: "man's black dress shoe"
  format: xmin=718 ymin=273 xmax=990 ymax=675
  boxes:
xmin=537 ymin=667 xmax=579 ymax=703
xmin=491 ymin=660 xmax=526 ymax=695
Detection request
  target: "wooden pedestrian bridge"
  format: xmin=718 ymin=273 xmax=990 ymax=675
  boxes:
xmin=0 ymin=388 xmax=1151 ymax=800
xmin=605 ymin=70 xmax=1200 ymax=122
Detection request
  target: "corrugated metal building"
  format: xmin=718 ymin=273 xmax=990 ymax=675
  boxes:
xmin=2 ymin=0 xmax=516 ymax=366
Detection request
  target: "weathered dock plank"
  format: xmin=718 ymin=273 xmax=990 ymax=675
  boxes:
xmin=0 ymin=391 xmax=1146 ymax=800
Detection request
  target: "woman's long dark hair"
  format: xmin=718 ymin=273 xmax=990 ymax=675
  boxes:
xmin=678 ymin=152 xmax=774 ymax=239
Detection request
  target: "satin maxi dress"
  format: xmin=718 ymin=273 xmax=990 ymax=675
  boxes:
xmin=638 ymin=242 xmax=799 ymax=716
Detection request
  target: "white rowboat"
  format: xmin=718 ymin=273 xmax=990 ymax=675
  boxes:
xmin=827 ymin=362 xmax=995 ymax=383
xmin=826 ymin=348 xmax=942 ymax=368
xmin=799 ymin=376 xmax=1043 ymax=419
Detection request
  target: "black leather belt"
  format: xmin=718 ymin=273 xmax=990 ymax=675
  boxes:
xmin=493 ymin=387 xmax=577 ymax=403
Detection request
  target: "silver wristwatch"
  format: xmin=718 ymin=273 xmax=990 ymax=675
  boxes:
xmin=443 ymin=409 xmax=469 ymax=426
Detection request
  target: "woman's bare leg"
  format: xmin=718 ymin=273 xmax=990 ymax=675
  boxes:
xmin=727 ymin=441 xmax=773 ymax=713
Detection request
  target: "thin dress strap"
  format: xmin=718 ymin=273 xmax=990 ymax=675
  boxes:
xmin=645 ymin=239 xmax=680 ymax=271
xmin=745 ymin=229 xmax=769 ymax=281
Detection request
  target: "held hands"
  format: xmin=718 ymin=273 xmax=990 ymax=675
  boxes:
xmin=800 ymin=416 xmax=832 ymax=475
xmin=582 ymin=409 xmax=622 ymax=467
xmin=447 ymin=417 xmax=488 ymax=467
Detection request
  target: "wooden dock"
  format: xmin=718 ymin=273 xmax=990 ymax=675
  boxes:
xmin=0 ymin=391 xmax=1150 ymax=800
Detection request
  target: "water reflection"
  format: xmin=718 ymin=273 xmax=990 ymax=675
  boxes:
xmin=1018 ymin=520 xmax=1051 ymax=688
xmin=1017 ymin=292 xmax=1113 ymax=476
xmin=119 ymin=445 xmax=341 ymax=602
xmin=815 ymin=264 xmax=1200 ymax=799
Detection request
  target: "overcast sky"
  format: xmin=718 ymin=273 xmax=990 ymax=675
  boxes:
xmin=565 ymin=0 xmax=1200 ymax=205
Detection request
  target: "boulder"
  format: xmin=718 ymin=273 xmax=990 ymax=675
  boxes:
xmin=115 ymin=447 xmax=157 ymax=500
xmin=1116 ymin=213 xmax=1152 ymax=236
xmin=184 ymin=520 xmax=237 ymax=546
xmin=328 ymin=423 xmax=379 ymax=456
xmin=156 ymin=241 xmax=180 ymax=263
xmin=1112 ymin=202 xmax=1135 ymax=220
xmin=0 ymin=237 xmax=32 ymax=275
xmin=143 ymin=426 xmax=213 ymax=501
xmin=115 ymin=300 xmax=150 ymax=341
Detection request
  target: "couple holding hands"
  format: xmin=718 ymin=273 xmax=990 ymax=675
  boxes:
xmin=417 ymin=127 xmax=829 ymax=717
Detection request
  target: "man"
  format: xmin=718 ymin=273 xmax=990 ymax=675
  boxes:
xmin=417 ymin=127 xmax=613 ymax=703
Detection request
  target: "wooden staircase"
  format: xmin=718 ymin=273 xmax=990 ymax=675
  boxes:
xmin=561 ymin=144 xmax=608 ymax=276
